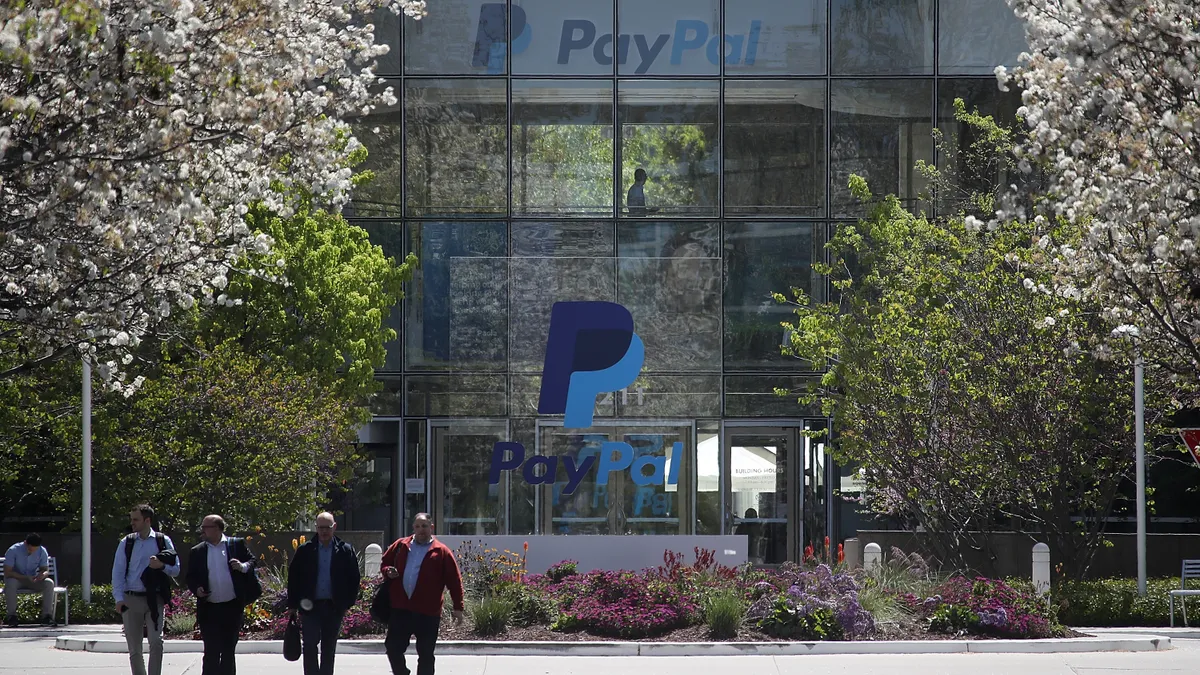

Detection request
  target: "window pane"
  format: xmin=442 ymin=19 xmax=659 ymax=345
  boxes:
xmin=405 ymin=374 xmax=508 ymax=416
xmin=939 ymin=0 xmax=1028 ymax=75
xmin=512 ymin=0 xmax=615 ymax=75
xmin=346 ymin=82 xmax=402 ymax=219
xmin=831 ymin=0 xmax=934 ymax=75
xmin=723 ymin=222 xmax=824 ymax=370
xmin=405 ymin=0 xmax=511 ymax=74
xmin=404 ymin=222 xmax=508 ymax=370
xmin=831 ymin=79 xmax=933 ymax=217
xmin=513 ymin=81 xmax=614 ymax=216
xmin=511 ymin=221 xmax=614 ymax=258
xmin=619 ymin=81 xmax=719 ymax=218
xmin=613 ymin=375 xmax=721 ymax=417
xmin=725 ymin=81 xmax=826 ymax=216
xmin=936 ymin=79 xmax=1026 ymax=216
xmin=405 ymin=79 xmax=507 ymax=216
xmin=509 ymin=256 xmax=616 ymax=372
xmin=725 ymin=375 xmax=822 ymax=417
xmin=370 ymin=8 xmax=404 ymax=76
xmin=617 ymin=0 xmax=721 ymax=75
xmin=358 ymin=222 xmax=406 ymax=371
xmin=618 ymin=223 xmax=721 ymax=371
xmin=726 ymin=0 xmax=826 ymax=75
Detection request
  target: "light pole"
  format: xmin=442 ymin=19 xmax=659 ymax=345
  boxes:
xmin=1135 ymin=352 xmax=1146 ymax=596
xmin=82 ymin=356 xmax=92 ymax=603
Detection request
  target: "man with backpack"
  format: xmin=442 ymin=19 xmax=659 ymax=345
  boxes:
xmin=111 ymin=504 xmax=180 ymax=675
xmin=187 ymin=514 xmax=262 ymax=675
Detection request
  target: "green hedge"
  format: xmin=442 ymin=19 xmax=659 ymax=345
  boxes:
xmin=10 ymin=583 xmax=121 ymax=624
xmin=1052 ymin=577 xmax=1196 ymax=627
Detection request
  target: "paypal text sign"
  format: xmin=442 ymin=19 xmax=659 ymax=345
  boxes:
xmin=474 ymin=3 xmax=763 ymax=75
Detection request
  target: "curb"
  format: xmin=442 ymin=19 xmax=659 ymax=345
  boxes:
xmin=53 ymin=634 xmax=1173 ymax=656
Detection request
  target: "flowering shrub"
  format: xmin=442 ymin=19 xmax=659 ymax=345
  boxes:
xmin=546 ymin=560 xmax=578 ymax=583
xmin=542 ymin=570 xmax=701 ymax=638
xmin=922 ymin=577 xmax=1061 ymax=639
xmin=454 ymin=540 xmax=528 ymax=600
xmin=746 ymin=564 xmax=874 ymax=640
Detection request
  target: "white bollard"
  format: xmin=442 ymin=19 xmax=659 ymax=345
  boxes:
xmin=864 ymin=542 xmax=882 ymax=572
xmin=365 ymin=543 xmax=382 ymax=577
xmin=1032 ymin=542 xmax=1050 ymax=596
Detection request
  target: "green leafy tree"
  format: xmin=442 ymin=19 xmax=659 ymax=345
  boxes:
xmin=776 ymin=104 xmax=1184 ymax=578
xmin=3 ymin=346 xmax=365 ymax=534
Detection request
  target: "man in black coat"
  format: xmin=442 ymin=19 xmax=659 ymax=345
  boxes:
xmin=186 ymin=515 xmax=260 ymax=675
xmin=287 ymin=512 xmax=360 ymax=675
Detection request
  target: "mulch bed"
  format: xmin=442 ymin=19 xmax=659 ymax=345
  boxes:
xmin=177 ymin=621 xmax=1093 ymax=643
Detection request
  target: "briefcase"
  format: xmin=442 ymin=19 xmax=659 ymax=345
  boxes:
xmin=283 ymin=614 xmax=302 ymax=662
xmin=370 ymin=579 xmax=391 ymax=624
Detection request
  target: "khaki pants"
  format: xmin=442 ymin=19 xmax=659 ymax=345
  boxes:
xmin=4 ymin=577 xmax=55 ymax=618
xmin=122 ymin=593 xmax=165 ymax=675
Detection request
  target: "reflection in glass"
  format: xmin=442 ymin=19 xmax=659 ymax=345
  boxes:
xmin=831 ymin=0 xmax=934 ymax=75
xmin=724 ymin=222 xmax=822 ymax=370
xmin=405 ymin=0 xmax=510 ymax=74
xmin=509 ymin=256 xmax=615 ymax=372
xmin=512 ymin=81 xmax=614 ymax=216
xmin=617 ymin=227 xmax=721 ymax=371
xmin=357 ymin=222 xmax=405 ymax=371
xmin=939 ymin=0 xmax=1028 ymax=75
xmin=404 ymin=222 xmax=507 ymax=370
xmin=435 ymin=423 xmax=507 ymax=535
xmin=726 ymin=0 xmax=826 ymax=75
xmin=619 ymin=81 xmax=719 ymax=218
xmin=617 ymin=0 xmax=720 ymax=76
xmin=695 ymin=422 xmax=720 ymax=534
xmin=803 ymin=419 xmax=829 ymax=556
xmin=346 ymin=83 xmax=403 ymax=219
xmin=725 ymin=375 xmax=822 ymax=417
xmin=729 ymin=432 xmax=789 ymax=564
xmin=512 ymin=0 xmax=614 ymax=75
xmin=404 ymin=419 xmax=428 ymax=531
xmin=724 ymin=81 xmax=826 ymax=216
xmin=831 ymin=80 xmax=934 ymax=217
xmin=936 ymin=79 xmax=1027 ymax=217
xmin=511 ymin=374 xmax=617 ymax=418
xmin=512 ymin=222 xmax=614 ymax=258
xmin=613 ymin=375 xmax=721 ymax=417
xmin=405 ymin=80 xmax=507 ymax=215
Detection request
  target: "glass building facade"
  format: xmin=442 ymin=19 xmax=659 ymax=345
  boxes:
xmin=341 ymin=0 xmax=1028 ymax=563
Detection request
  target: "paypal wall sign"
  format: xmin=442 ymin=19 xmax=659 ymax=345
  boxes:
xmin=473 ymin=3 xmax=763 ymax=75
xmin=488 ymin=301 xmax=683 ymax=496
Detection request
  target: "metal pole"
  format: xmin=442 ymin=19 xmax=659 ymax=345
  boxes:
xmin=82 ymin=357 xmax=92 ymax=603
xmin=1135 ymin=352 xmax=1146 ymax=596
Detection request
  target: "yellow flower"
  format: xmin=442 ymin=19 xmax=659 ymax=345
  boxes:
xmin=291 ymin=538 xmax=298 ymax=550
xmin=299 ymin=535 xmax=307 ymax=546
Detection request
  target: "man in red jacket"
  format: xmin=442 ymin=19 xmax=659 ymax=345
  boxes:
xmin=380 ymin=513 xmax=464 ymax=675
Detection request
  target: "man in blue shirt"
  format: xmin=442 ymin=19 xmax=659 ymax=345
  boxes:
xmin=287 ymin=511 xmax=360 ymax=675
xmin=111 ymin=504 xmax=180 ymax=675
xmin=4 ymin=533 xmax=54 ymax=627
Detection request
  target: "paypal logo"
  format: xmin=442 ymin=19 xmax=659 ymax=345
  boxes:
xmin=488 ymin=301 xmax=683 ymax=496
xmin=472 ymin=4 xmax=762 ymax=75
xmin=537 ymin=301 xmax=644 ymax=428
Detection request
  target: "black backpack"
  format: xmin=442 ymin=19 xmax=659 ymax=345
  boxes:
xmin=124 ymin=532 xmax=174 ymax=602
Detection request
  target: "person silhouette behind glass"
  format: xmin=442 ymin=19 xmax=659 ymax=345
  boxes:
xmin=626 ymin=168 xmax=659 ymax=217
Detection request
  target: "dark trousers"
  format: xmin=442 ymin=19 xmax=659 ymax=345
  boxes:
xmin=197 ymin=600 xmax=243 ymax=675
xmin=301 ymin=600 xmax=344 ymax=675
xmin=385 ymin=609 xmax=441 ymax=675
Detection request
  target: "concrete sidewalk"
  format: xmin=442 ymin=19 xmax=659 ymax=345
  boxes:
xmin=3 ymin=638 xmax=1200 ymax=675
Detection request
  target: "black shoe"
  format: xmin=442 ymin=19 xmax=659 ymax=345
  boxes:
xmin=4 ymin=615 xmax=17 ymax=628
xmin=40 ymin=615 xmax=58 ymax=627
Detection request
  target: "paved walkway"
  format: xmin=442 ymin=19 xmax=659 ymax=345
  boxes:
xmin=0 ymin=635 xmax=1196 ymax=675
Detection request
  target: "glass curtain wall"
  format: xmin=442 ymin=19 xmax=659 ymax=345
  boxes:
xmin=350 ymin=0 xmax=1030 ymax=541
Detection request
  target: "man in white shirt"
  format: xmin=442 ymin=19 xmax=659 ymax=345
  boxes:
xmin=111 ymin=504 xmax=180 ymax=675
xmin=186 ymin=514 xmax=258 ymax=675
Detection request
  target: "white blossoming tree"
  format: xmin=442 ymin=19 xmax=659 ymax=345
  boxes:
xmin=0 ymin=0 xmax=425 ymax=389
xmin=1001 ymin=1 xmax=1200 ymax=380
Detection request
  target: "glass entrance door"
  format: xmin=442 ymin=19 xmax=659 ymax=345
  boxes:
xmin=537 ymin=422 xmax=693 ymax=535
xmin=431 ymin=420 xmax=509 ymax=535
xmin=724 ymin=428 xmax=797 ymax=564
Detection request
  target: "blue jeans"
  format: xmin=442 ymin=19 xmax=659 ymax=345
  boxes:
xmin=300 ymin=601 xmax=344 ymax=675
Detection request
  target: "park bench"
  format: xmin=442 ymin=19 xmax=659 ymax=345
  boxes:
xmin=1169 ymin=559 xmax=1200 ymax=627
xmin=0 ymin=555 xmax=70 ymax=626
